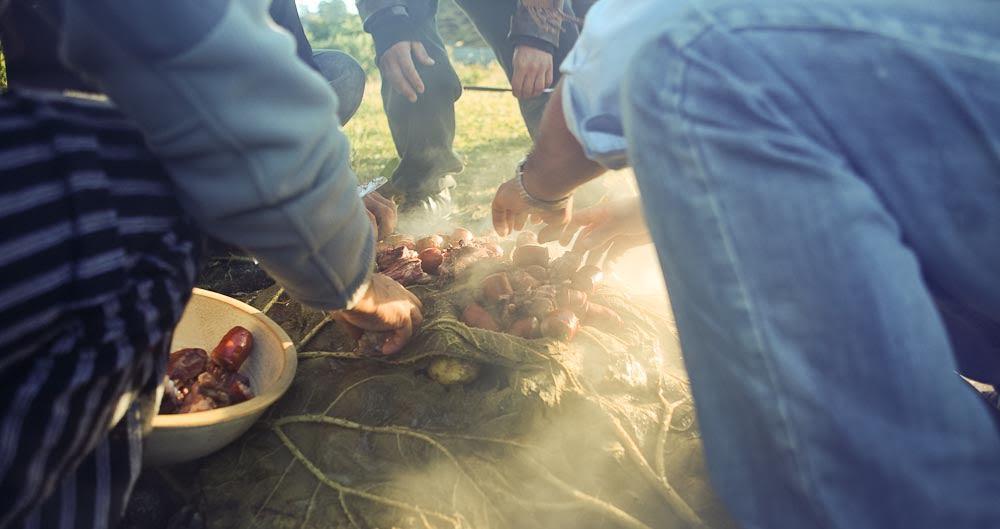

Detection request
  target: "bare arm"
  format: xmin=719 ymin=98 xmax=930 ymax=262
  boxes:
xmin=523 ymin=82 xmax=606 ymax=199
xmin=493 ymin=82 xmax=606 ymax=235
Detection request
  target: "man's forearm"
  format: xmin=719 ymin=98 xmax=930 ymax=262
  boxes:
xmin=522 ymin=81 xmax=606 ymax=200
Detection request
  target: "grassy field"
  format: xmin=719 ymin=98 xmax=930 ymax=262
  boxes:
xmin=344 ymin=62 xmax=533 ymax=230
xmin=344 ymin=61 xmax=630 ymax=233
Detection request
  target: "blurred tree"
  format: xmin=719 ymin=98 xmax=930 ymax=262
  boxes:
xmin=437 ymin=0 xmax=487 ymax=49
xmin=298 ymin=0 xmax=489 ymax=75
xmin=300 ymin=0 xmax=378 ymax=74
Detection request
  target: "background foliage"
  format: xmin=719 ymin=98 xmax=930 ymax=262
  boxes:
xmin=300 ymin=0 xmax=487 ymax=75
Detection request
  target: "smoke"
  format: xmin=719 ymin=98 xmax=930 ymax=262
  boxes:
xmin=334 ymin=169 xmax=713 ymax=528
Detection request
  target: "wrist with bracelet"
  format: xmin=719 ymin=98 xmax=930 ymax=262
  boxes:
xmin=515 ymin=158 xmax=571 ymax=212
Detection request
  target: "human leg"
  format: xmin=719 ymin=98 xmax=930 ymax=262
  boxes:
xmin=455 ymin=0 xmax=580 ymax=137
xmin=377 ymin=0 xmax=464 ymax=208
xmin=622 ymin=3 xmax=1000 ymax=528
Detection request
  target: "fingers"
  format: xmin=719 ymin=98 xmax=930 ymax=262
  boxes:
xmin=575 ymin=221 xmax=618 ymax=253
xmin=331 ymin=313 xmax=363 ymax=340
xmin=412 ymin=42 xmax=436 ymax=66
xmin=603 ymin=239 xmax=631 ymax=268
xmin=530 ymin=67 xmax=547 ymax=99
xmin=380 ymin=316 xmax=413 ymax=356
xmin=585 ymin=239 xmax=614 ymax=267
xmin=364 ymin=192 xmax=398 ymax=239
xmin=544 ymin=64 xmax=554 ymax=92
xmin=381 ymin=292 xmax=422 ymax=356
xmin=380 ymin=42 xmax=424 ymax=102
xmin=410 ymin=303 xmax=423 ymax=329
xmin=536 ymin=222 xmax=564 ymax=244
xmin=558 ymin=220 xmax=583 ymax=247
xmin=399 ymin=51 xmax=426 ymax=97
xmin=492 ymin=198 xmax=510 ymax=237
xmin=383 ymin=62 xmax=418 ymax=102
xmin=511 ymin=62 xmax=527 ymax=99
xmin=512 ymin=211 xmax=529 ymax=232
xmin=365 ymin=208 xmax=378 ymax=238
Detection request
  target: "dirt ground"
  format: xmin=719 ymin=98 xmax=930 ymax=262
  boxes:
xmin=121 ymin=127 xmax=708 ymax=528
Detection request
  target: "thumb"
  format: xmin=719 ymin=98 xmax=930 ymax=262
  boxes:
xmin=332 ymin=313 xmax=364 ymax=340
xmin=380 ymin=317 xmax=413 ymax=356
xmin=412 ymin=42 xmax=435 ymax=66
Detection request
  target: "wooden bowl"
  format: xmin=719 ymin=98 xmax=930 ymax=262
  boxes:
xmin=144 ymin=288 xmax=297 ymax=466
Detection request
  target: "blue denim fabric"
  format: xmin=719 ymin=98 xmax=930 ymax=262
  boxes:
xmin=621 ymin=2 xmax=1000 ymax=528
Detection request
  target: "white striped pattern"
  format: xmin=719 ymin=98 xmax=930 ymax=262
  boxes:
xmin=0 ymin=89 xmax=198 ymax=529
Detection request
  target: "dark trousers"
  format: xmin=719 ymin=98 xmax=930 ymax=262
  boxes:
xmin=379 ymin=0 xmax=579 ymax=202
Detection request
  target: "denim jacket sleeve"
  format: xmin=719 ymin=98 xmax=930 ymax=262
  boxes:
xmin=559 ymin=0 xmax=681 ymax=169
xmin=59 ymin=0 xmax=374 ymax=311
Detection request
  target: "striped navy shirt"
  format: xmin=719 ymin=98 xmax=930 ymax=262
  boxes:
xmin=0 ymin=90 xmax=198 ymax=529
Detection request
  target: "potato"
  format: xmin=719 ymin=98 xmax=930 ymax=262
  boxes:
xmin=540 ymin=309 xmax=580 ymax=341
xmin=461 ymin=303 xmax=500 ymax=331
xmin=451 ymin=227 xmax=475 ymax=246
xmin=428 ymin=357 xmax=481 ymax=385
xmin=418 ymin=247 xmax=444 ymax=274
xmin=481 ymin=272 xmax=514 ymax=304
xmin=512 ymin=244 xmax=549 ymax=268
xmin=415 ymin=235 xmax=444 ymax=251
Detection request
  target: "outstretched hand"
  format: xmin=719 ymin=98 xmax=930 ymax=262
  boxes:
xmin=331 ymin=274 xmax=423 ymax=356
xmin=538 ymin=197 xmax=651 ymax=268
xmin=491 ymin=176 xmax=572 ymax=237
xmin=363 ymin=191 xmax=397 ymax=240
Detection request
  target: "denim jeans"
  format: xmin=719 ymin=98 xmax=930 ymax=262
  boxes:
xmin=621 ymin=2 xmax=1000 ymax=528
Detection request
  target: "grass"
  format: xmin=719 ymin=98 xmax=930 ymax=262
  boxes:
xmin=343 ymin=61 xmax=533 ymax=229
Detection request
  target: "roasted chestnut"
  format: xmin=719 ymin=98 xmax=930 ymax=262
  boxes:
xmin=540 ymin=309 xmax=580 ymax=341
xmin=512 ymin=244 xmax=549 ymax=268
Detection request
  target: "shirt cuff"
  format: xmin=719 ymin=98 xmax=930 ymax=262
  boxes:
xmin=511 ymin=35 xmax=556 ymax=56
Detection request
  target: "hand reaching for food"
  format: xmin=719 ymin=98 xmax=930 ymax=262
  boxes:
xmin=491 ymin=174 xmax=572 ymax=237
xmin=363 ymin=191 xmax=397 ymax=240
xmin=538 ymin=197 xmax=652 ymax=269
xmin=331 ymin=273 xmax=424 ymax=356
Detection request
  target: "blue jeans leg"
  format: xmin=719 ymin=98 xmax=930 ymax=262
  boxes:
xmin=622 ymin=3 xmax=1000 ymax=529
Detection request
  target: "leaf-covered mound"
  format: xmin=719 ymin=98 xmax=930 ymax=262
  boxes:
xmin=196 ymin=259 xmax=734 ymax=529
